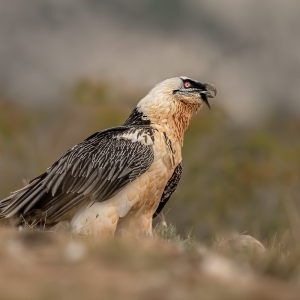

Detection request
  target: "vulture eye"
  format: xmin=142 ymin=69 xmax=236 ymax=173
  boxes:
xmin=183 ymin=81 xmax=191 ymax=89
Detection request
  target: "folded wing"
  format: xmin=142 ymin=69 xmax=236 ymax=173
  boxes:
xmin=0 ymin=126 xmax=154 ymax=224
xmin=154 ymin=161 xmax=182 ymax=218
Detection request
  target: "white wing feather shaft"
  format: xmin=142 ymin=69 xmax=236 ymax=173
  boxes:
xmin=0 ymin=126 xmax=155 ymax=223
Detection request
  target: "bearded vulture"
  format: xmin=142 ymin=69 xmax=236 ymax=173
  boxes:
xmin=0 ymin=77 xmax=216 ymax=236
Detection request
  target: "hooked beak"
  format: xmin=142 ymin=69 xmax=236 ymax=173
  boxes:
xmin=199 ymin=83 xmax=217 ymax=109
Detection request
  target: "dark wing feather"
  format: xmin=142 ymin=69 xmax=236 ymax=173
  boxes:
xmin=0 ymin=126 xmax=155 ymax=224
xmin=154 ymin=161 xmax=183 ymax=218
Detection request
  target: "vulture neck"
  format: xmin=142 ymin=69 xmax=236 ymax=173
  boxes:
xmin=142 ymin=102 xmax=197 ymax=146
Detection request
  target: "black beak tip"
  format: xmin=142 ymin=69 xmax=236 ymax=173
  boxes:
xmin=201 ymin=83 xmax=216 ymax=109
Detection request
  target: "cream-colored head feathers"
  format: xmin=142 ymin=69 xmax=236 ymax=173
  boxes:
xmin=137 ymin=77 xmax=181 ymax=117
xmin=136 ymin=77 xmax=215 ymax=144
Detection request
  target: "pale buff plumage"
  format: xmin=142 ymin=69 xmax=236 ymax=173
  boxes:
xmin=71 ymin=77 xmax=215 ymax=237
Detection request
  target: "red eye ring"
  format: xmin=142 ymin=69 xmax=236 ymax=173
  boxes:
xmin=183 ymin=82 xmax=191 ymax=88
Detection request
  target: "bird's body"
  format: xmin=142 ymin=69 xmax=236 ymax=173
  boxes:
xmin=0 ymin=77 xmax=216 ymax=237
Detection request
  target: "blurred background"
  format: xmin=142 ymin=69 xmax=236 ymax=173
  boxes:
xmin=0 ymin=0 xmax=299 ymax=244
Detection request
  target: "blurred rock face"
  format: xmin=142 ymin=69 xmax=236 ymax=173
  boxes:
xmin=0 ymin=0 xmax=300 ymax=124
